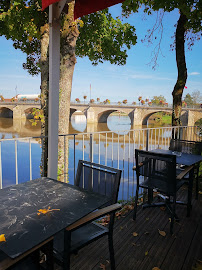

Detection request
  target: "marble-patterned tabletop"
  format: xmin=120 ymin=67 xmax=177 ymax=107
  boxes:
xmin=0 ymin=177 xmax=110 ymax=258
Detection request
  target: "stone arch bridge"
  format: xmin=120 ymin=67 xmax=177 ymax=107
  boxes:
xmin=70 ymin=103 xmax=202 ymax=127
xmin=0 ymin=102 xmax=201 ymax=127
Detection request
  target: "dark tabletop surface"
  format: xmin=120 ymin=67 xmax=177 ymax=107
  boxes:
xmin=0 ymin=177 xmax=110 ymax=258
xmin=150 ymin=149 xmax=202 ymax=166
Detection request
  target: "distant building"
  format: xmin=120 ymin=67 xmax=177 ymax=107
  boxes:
xmin=17 ymin=94 xmax=40 ymax=102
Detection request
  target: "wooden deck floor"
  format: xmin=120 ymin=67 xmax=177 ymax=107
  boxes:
xmin=58 ymin=188 xmax=202 ymax=270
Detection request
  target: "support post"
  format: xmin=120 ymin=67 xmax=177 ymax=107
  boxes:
xmin=48 ymin=4 xmax=61 ymax=179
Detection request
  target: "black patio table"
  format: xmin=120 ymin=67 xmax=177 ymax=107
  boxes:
xmin=0 ymin=177 xmax=110 ymax=259
xmin=145 ymin=149 xmax=202 ymax=215
xmin=150 ymin=149 xmax=202 ymax=166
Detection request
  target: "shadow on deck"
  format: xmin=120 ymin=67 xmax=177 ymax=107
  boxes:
xmin=62 ymin=188 xmax=202 ymax=270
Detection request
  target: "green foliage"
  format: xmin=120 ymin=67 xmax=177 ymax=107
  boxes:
xmin=29 ymin=108 xmax=45 ymax=126
xmin=184 ymin=91 xmax=202 ymax=106
xmin=151 ymin=95 xmax=167 ymax=105
xmin=76 ymin=10 xmax=137 ymax=65
xmin=184 ymin=93 xmax=194 ymax=106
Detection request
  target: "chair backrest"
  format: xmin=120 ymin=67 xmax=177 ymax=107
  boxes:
xmin=75 ymin=160 xmax=122 ymax=205
xmin=169 ymin=139 xmax=202 ymax=155
xmin=135 ymin=149 xmax=177 ymax=194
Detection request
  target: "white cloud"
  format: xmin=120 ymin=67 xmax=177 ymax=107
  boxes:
xmin=189 ymin=72 xmax=200 ymax=76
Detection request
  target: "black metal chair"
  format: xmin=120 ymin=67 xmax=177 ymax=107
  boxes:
xmin=169 ymin=139 xmax=202 ymax=199
xmin=133 ymin=149 xmax=194 ymax=234
xmin=53 ymin=160 xmax=122 ymax=270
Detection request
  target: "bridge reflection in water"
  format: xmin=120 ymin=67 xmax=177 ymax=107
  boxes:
xmin=0 ymin=118 xmax=200 ymax=201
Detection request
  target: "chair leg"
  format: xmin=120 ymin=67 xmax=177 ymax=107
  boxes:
xmin=133 ymin=185 xmax=139 ymax=220
xmin=63 ymin=230 xmax=71 ymax=270
xmin=46 ymin=239 xmax=54 ymax=270
xmin=148 ymin=188 xmax=153 ymax=204
xmin=170 ymin=195 xmax=176 ymax=235
xmin=187 ymin=168 xmax=194 ymax=217
xmin=108 ymin=233 xmax=115 ymax=270
xmin=195 ymin=165 xmax=199 ymax=200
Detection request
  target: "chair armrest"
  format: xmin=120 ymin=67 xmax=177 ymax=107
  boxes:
xmin=133 ymin=159 xmax=150 ymax=171
xmin=176 ymin=165 xmax=194 ymax=180
xmin=66 ymin=203 xmax=122 ymax=231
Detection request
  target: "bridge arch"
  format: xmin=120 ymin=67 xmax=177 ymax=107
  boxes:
xmin=70 ymin=108 xmax=77 ymax=119
xmin=142 ymin=111 xmax=171 ymax=126
xmin=98 ymin=109 xmax=132 ymax=124
xmin=0 ymin=107 xmax=13 ymax=118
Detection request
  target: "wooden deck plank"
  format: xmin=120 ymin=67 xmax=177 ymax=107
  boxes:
xmin=181 ymin=214 xmax=202 ymax=270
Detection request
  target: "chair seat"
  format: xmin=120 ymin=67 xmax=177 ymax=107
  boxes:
xmin=54 ymin=222 xmax=109 ymax=258
xmin=139 ymin=177 xmax=186 ymax=195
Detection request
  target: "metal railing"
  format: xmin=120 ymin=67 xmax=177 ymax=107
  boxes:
xmin=0 ymin=125 xmax=201 ymax=200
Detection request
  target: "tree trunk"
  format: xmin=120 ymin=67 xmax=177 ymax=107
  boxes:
xmin=58 ymin=2 xmax=79 ymax=182
xmin=172 ymin=12 xmax=187 ymax=126
xmin=40 ymin=24 xmax=49 ymax=177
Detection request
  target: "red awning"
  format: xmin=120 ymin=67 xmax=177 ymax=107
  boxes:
xmin=42 ymin=0 xmax=124 ymax=18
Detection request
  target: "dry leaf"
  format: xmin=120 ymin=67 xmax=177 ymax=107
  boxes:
xmin=0 ymin=234 xmax=6 ymax=242
xmin=133 ymin=232 xmax=138 ymax=237
xmin=145 ymin=251 xmax=148 ymax=256
xmin=152 ymin=267 xmax=161 ymax=270
xmin=160 ymin=207 xmax=166 ymax=211
xmin=198 ymin=191 xmax=202 ymax=195
xmin=37 ymin=207 xmax=60 ymax=215
xmin=158 ymin=229 xmax=166 ymax=237
xmin=99 ymin=263 xmax=106 ymax=270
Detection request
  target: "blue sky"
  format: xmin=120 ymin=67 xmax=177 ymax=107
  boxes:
xmin=0 ymin=5 xmax=201 ymax=103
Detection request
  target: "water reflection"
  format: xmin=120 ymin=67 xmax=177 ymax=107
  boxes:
xmin=107 ymin=115 xmax=131 ymax=135
xmin=71 ymin=113 xmax=86 ymax=132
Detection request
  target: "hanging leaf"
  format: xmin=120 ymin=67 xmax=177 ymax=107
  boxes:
xmin=158 ymin=229 xmax=166 ymax=237
xmin=0 ymin=234 xmax=6 ymax=242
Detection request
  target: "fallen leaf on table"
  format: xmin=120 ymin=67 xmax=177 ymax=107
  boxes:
xmin=152 ymin=267 xmax=161 ymax=270
xmin=0 ymin=234 xmax=6 ymax=242
xmin=133 ymin=232 xmax=138 ymax=237
xmin=37 ymin=206 xmax=60 ymax=216
xmin=158 ymin=229 xmax=166 ymax=237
